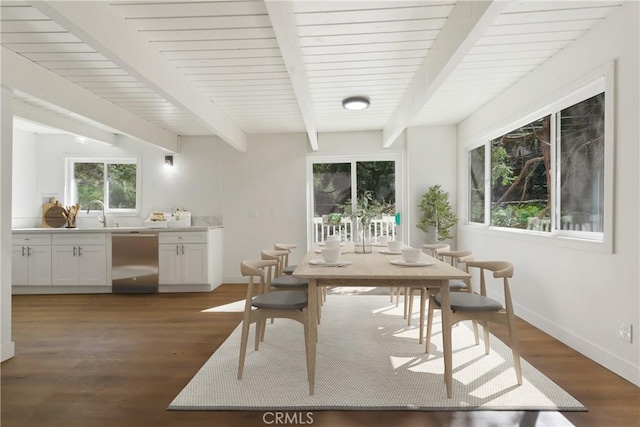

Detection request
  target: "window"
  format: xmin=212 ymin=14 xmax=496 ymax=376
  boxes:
xmin=468 ymin=145 xmax=485 ymax=223
xmin=308 ymin=154 xmax=403 ymax=243
xmin=67 ymin=158 xmax=139 ymax=213
xmin=491 ymin=116 xmax=551 ymax=230
xmin=466 ymin=77 xmax=609 ymax=243
xmin=557 ymin=93 xmax=605 ymax=233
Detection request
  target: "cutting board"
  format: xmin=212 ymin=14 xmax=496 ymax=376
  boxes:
xmin=42 ymin=202 xmax=66 ymax=228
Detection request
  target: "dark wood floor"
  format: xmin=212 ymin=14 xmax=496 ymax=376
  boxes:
xmin=2 ymin=285 xmax=638 ymax=427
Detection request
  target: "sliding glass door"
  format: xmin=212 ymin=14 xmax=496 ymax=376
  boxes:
xmin=308 ymin=154 xmax=403 ymax=244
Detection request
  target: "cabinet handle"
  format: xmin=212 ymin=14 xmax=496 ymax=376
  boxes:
xmin=78 ymin=247 xmax=82 ymax=257
xmin=27 ymin=246 xmax=31 ymax=257
xmin=22 ymin=246 xmax=26 ymax=257
xmin=181 ymin=245 xmax=185 ymax=255
xmin=73 ymin=246 xmax=77 ymax=256
xmin=176 ymin=245 xmax=179 ymax=255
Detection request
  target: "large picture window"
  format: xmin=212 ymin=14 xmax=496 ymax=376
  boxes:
xmin=491 ymin=116 xmax=551 ymax=230
xmin=67 ymin=158 xmax=139 ymax=213
xmin=466 ymin=78 xmax=608 ymax=243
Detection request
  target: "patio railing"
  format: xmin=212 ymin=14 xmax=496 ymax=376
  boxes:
xmin=313 ymin=215 xmax=396 ymax=243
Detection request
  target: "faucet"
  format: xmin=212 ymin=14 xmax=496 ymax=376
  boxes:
xmin=86 ymin=200 xmax=107 ymax=227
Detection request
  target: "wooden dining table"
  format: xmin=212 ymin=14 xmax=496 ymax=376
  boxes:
xmin=293 ymin=243 xmax=471 ymax=398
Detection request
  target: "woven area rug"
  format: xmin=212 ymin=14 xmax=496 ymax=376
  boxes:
xmin=168 ymin=295 xmax=586 ymax=411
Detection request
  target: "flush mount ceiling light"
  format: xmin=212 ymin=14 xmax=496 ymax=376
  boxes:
xmin=342 ymin=96 xmax=370 ymax=111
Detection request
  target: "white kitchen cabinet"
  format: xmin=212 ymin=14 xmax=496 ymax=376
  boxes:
xmin=51 ymin=233 xmax=107 ymax=286
xmin=11 ymin=234 xmax=52 ymax=286
xmin=159 ymin=232 xmax=208 ymax=285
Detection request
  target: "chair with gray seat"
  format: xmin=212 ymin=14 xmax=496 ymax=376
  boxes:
xmin=237 ymin=259 xmax=312 ymax=394
xmin=261 ymin=250 xmax=322 ymax=324
xmin=261 ymin=250 xmax=309 ymax=290
xmin=274 ymin=243 xmax=297 ymax=275
xmin=425 ymin=260 xmax=522 ymax=389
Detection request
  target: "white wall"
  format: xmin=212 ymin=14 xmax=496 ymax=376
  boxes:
xmin=1 ymin=89 xmax=16 ymax=361
xmin=457 ymin=2 xmax=639 ymax=386
xmin=221 ymin=133 xmax=308 ymax=283
xmin=11 ymin=133 xmax=225 ymax=228
xmin=406 ymin=125 xmax=457 ymax=248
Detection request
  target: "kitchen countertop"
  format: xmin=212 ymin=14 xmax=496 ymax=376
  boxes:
xmin=13 ymin=226 xmax=222 ymax=234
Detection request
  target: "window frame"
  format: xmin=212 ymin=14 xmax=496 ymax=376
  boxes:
xmin=462 ymin=62 xmax=614 ymax=254
xmin=65 ymin=156 xmax=142 ymax=216
xmin=306 ymin=152 xmax=406 ymax=248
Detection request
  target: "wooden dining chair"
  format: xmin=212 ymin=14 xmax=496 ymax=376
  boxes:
xmin=261 ymin=250 xmax=308 ymax=289
xmin=274 ymin=243 xmax=297 ymax=275
xmin=408 ymin=248 xmax=477 ymax=345
xmin=238 ymin=259 xmax=312 ymax=394
xmin=403 ymin=244 xmax=450 ymax=332
xmin=426 ymin=260 xmax=522 ymax=389
xmin=261 ymin=250 xmax=322 ymax=324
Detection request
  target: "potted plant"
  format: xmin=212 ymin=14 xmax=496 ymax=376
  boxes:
xmin=417 ymin=185 xmax=458 ymax=242
xmin=342 ymin=190 xmax=383 ymax=253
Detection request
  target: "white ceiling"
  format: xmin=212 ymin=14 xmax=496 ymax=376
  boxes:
xmin=0 ymin=1 xmax=624 ymax=152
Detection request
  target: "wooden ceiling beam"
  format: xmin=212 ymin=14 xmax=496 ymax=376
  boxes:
xmin=28 ymin=0 xmax=247 ymax=152
xmin=265 ymin=1 xmax=319 ymax=151
xmin=382 ymin=1 xmax=509 ymax=148
xmin=2 ymin=47 xmax=178 ymax=152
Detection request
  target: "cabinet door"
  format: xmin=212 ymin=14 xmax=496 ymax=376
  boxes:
xmin=159 ymin=244 xmax=181 ymax=285
xmin=181 ymin=244 xmax=208 ymax=284
xmin=29 ymin=245 xmax=52 ymax=286
xmin=77 ymin=245 xmax=106 ymax=286
xmin=11 ymin=246 xmax=29 ymax=286
xmin=51 ymin=246 xmax=79 ymax=285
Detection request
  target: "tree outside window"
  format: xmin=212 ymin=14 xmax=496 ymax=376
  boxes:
xmin=558 ymin=93 xmax=605 ymax=232
xmin=473 ymin=88 xmax=606 ymax=238
xmin=490 ymin=116 xmax=551 ymax=230
xmin=468 ymin=146 xmax=485 ymax=223
xmin=71 ymin=160 xmax=137 ymax=211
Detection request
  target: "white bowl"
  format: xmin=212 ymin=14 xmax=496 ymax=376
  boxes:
xmin=387 ymin=240 xmax=403 ymax=252
xmin=324 ymin=240 xmax=341 ymax=249
xmin=401 ymin=248 xmax=422 ymax=263
xmin=322 ymin=247 xmax=341 ymax=262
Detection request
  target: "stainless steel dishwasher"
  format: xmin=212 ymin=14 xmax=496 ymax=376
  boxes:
xmin=112 ymin=231 xmax=159 ymax=293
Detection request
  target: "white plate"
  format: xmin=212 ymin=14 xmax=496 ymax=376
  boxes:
xmin=314 ymin=248 xmax=349 ymax=254
xmin=317 ymin=242 xmax=346 ymax=246
xmin=390 ymin=259 xmax=435 ymax=267
xmin=379 ymin=249 xmax=401 ymax=255
xmin=309 ymin=259 xmax=353 ymax=267
xmin=372 ymin=243 xmax=389 ymax=247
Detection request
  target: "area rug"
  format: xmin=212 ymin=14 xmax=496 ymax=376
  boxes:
xmin=168 ymin=295 xmax=586 ymax=411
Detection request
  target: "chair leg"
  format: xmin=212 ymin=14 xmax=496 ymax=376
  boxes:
xmin=481 ymin=321 xmax=490 ymax=354
xmin=237 ymin=316 xmax=252 ymax=380
xmin=425 ymin=296 xmax=435 ymax=354
xmin=471 ymin=320 xmax=480 ymax=345
xmin=389 ymin=287 xmax=394 ymax=302
xmin=507 ymin=314 xmax=523 ymax=385
xmin=259 ymin=319 xmax=267 ymax=343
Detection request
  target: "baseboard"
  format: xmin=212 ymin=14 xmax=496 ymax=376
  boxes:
xmin=1 ymin=341 xmax=15 ymax=362
xmin=159 ymin=284 xmax=214 ymax=293
xmin=12 ymin=286 xmax=113 ymax=295
xmin=514 ymin=301 xmax=640 ymax=387
xmin=223 ymin=275 xmax=245 ymax=284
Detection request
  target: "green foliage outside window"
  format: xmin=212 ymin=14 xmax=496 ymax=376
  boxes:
xmin=73 ymin=161 xmax=137 ymax=210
